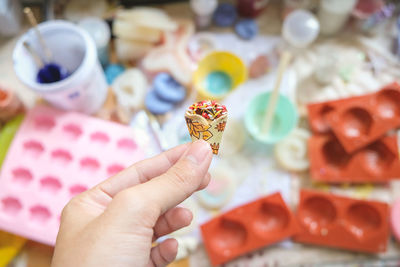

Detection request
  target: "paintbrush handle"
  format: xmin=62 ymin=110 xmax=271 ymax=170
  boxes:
xmin=23 ymin=41 xmax=44 ymax=68
xmin=262 ymin=51 xmax=292 ymax=134
xmin=24 ymin=7 xmax=52 ymax=62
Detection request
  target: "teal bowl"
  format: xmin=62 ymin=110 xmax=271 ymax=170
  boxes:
xmin=245 ymin=92 xmax=298 ymax=144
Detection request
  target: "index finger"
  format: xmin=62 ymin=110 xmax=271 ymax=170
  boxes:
xmin=95 ymin=143 xmax=190 ymax=198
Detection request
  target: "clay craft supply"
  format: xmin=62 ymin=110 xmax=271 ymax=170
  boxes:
xmin=193 ymin=51 xmax=247 ymax=100
xmin=391 ymin=197 xmax=400 ymax=243
xmin=249 ymin=54 xmax=270 ymax=79
xmin=282 ymin=9 xmax=319 ymax=48
xmin=317 ymin=0 xmax=357 ymax=36
xmin=235 ymin=19 xmax=258 ymax=40
xmin=145 ymin=90 xmax=175 ymax=115
xmin=117 ymin=7 xmax=178 ymax=31
xmin=113 ymin=7 xmax=177 ymax=62
xmin=307 ymin=95 xmax=365 ymax=134
xmin=245 ymin=92 xmax=298 ymax=144
xmin=324 ymin=83 xmax=400 ymax=153
xmin=275 ymin=128 xmax=310 ymax=172
xmin=111 ymin=68 xmax=148 ymax=112
xmin=175 ymin=237 xmax=199 ymax=261
xmin=78 ymin=17 xmax=111 ymax=67
xmin=0 ymin=88 xmax=23 ymax=122
xmin=201 ymin=192 xmax=298 ymax=266
xmin=185 ymin=100 xmax=228 ymax=155
xmin=142 ymin=19 xmax=194 ymax=86
xmin=0 ymin=231 xmax=26 ymax=267
xmin=0 ymin=106 xmax=146 ymax=245
xmin=145 ymin=73 xmax=186 ymax=115
xmin=115 ymin=39 xmax=154 ymax=62
xmin=213 ymin=3 xmax=237 ymax=27
xmin=153 ymin=73 xmax=186 ymax=103
xmin=14 ymin=20 xmax=108 ymax=114
xmin=190 ymin=0 xmax=218 ymax=29
xmin=196 ymin=166 xmax=236 ymax=209
xmin=309 ymin=134 xmax=400 ymax=183
xmin=294 ymin=189 xmax=389 ymax=253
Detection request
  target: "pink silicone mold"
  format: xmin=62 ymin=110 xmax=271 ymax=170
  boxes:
xmin=0 ymin=106 xmax=147 ymax=245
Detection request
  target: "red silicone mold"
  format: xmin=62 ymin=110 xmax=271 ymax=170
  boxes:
xmin=201 ymin=192 xmax=298 ymax=266
xmin=0 ymin=106 xmax=147 ymax=245
xmin=294 ymin=189 xmax=389 ymax=253
xmin=309 ymin=134 xmax=400 ymax=183
xmin=391 ymin=197 xmax=400 ymax=243
xmin=325 ymin=83 xmax=400 ymax=153
xmin=307 ymin=95 xmax=365 ymax=135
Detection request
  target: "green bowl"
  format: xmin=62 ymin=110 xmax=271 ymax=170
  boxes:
xmin=245 ymin=92 xmax=298 ymax=144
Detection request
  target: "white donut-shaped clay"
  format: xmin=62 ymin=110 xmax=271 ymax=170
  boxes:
xmin=274 ymin=128 xmax=311 ymax=172
xmin=111 ymin=68 xmax=148 ymax=111
xmin=196 ymin=166 xmax=236 ymax=209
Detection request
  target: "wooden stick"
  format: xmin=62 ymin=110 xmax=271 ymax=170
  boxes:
xmin=24 ymin=7 xmax=52 ymax=62
xmin=23 ymin=42 xmax=44 ymax=68
xmin=262 ymin=51 xmax=292 ymax=134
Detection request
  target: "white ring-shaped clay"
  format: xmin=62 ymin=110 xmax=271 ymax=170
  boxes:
xmin=111 ymin=68 xmax=148 ymax=111
xmin=274 ymin=128 xmax=311 ymax=172
xmin=196 ymin=166 xmax=236 ymax=209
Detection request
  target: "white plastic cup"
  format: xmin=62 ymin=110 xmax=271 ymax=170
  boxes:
xmin=13 ymin=20 xmax=107 ymax=114
xmin=318 ymin=0 xmax=357 ymax=36
xmin=78 ymin=17 xmax=110 ymax=67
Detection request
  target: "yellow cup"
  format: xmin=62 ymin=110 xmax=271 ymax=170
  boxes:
xmin=193 ymin=51 xmax=247 ymax=100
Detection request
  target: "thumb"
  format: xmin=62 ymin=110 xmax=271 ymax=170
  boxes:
xmin=109 ymin=140 xmax=212 ymax=222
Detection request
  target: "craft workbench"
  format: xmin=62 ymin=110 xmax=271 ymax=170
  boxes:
xmin=1 ymin=1 xmax=400 ymax=267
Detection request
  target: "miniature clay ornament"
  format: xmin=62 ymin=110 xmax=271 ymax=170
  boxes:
xmin=274 ymin=128 xmax=310 ymax=172
xmin=185 ymin=100 xmax=228 ymax=155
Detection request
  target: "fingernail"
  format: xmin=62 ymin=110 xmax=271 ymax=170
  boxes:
xmin=186 ymin=140 xmax=211 ymax=164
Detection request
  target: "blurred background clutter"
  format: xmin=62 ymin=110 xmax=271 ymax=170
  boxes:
xmin=1 ymin=0 xmax=400 ymax=266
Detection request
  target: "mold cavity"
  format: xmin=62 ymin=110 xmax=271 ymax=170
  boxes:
xmin=51 ymin=149 xmax=73 ymax=165
xmin=315 ymin=105 xmax=334 ymax=133
xmin=62 ymin=123 xmax=82 ymax=139
xmin=90 ymin=132 xmax=110 ymax=144
xmin=29 ymin=205 xmax=51 ymax=224
xmin=69 ymin=184 xmax=88 ymax=196
xmin=80 ymin=157 xmax=100 ymax=172
xmin=252 ymin=203 xmax=289 ymax=236
xmin=23 ymin=140 xmax=44 ymax=157
xmin=34 ymin=116 xmax=55 ymax=131
xmin=117 ymin=138 xmax=137 ymax=151
xmin=299 ymin=196 xmax=336 ymax=234
xmin=107 ymin=164 xmax=125 ymax=176
xmin=40 ymin=176 xmax=62 ymax=194
xmin=209 ymin=218 xmax=247 ymax=255
xmin=360 ymin=142 xmax=395 ymax=176
xmin=12 ymin=168 xmax=33 ymax=185
xmin=345 ymin=203 xmax=381 ymax=240
xmin=322 ymin=139 xmax=350 ymax=168
xmin=376 ymin=89 xmax=400 ymax=119
xmin=341 ymin=107 xmax=372 ymax=138
xmin=1 ymin=197 xmax=22 ymax=216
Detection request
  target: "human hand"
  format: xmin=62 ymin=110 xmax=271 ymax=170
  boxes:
xmin=51 ymin=140 xmax=212 ymax=267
